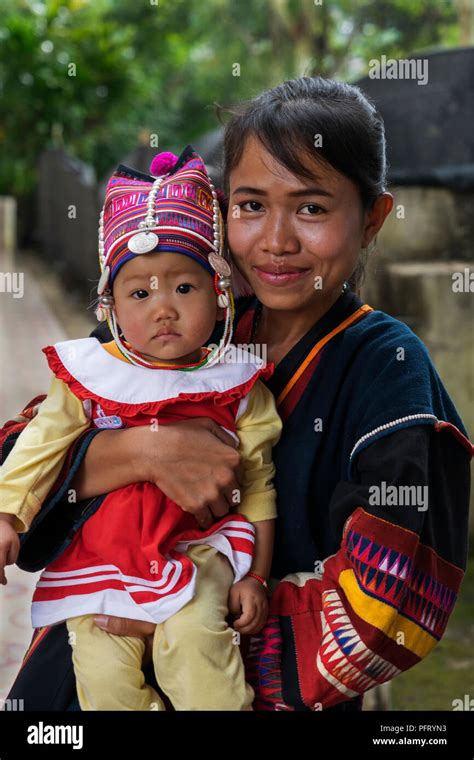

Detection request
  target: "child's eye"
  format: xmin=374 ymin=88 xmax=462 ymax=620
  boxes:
xmin=131 ymin=289 xmax=149 ymax=299
xmin=239 ymin=200 xmax=263 ymax=212
xmin=299 ymin=203 xmax=325 ymax=215
xmin=177 ymin=283 xmax=194 ymax=294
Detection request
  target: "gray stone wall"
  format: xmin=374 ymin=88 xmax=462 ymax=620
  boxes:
xmin=361 ymin=186 xmax=473 ymax=532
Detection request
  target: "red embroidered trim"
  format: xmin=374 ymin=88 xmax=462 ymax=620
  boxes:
xmin=43 ymin=345 xmax=275 ymax=416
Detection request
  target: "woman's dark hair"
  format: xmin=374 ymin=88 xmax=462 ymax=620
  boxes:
xmin=216 ymin=76 xmax=388 ymax=290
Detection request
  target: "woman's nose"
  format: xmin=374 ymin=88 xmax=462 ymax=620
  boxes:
xmin=260 ymin=212 xmax=300 ymax=255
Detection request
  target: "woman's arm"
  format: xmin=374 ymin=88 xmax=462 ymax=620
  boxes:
xmin=250 ymin=424 xmax=471 ymax=711
xmin=72 ymin=417 xmax=245 ymax=529
xmin=70 ymin=426 xmax=148 ymax=499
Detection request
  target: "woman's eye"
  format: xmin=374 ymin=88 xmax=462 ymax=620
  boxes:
xmin=299 ymin=203 xmax=325 ymax=215
xmin=131 ymin=289 xmax=149 ymax=299
xmin=177 ymin=283 xmax=194 ymax=294
xmin=239 ymin=200 xmax=263 ymax=212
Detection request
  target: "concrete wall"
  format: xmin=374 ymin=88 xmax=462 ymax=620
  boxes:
xmin=361 ymin=186 xmax=474 ymax=533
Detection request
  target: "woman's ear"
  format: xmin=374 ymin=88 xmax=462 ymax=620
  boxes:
xmin=362 ymin=192 xmax=393 ymax=247
xmin=216 ymin=305 xmax=226 ymax=322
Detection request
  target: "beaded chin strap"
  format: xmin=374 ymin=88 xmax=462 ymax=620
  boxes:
xmin=96 ymin=171 xmax=234 ymax=371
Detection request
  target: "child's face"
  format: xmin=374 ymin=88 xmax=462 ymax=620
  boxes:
xmin=113 ymin=252 xmax=223 ymax=365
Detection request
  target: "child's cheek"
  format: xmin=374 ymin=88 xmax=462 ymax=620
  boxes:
xmin=116 ymin=306 xmax=141 ymax=344
xmin=126 ymin=316 xmax=145 ymax=345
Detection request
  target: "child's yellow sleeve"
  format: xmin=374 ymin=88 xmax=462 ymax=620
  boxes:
xmin=0 ymin=376 xmax=90 ymax=533
xmin=233 ymin=379 xmax=283 ymax=523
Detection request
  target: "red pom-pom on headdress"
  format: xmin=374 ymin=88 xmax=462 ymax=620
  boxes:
xmin=149 ymin=151 xmax=179 ymax=177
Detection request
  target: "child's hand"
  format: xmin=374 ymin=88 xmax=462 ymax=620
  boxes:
xmin=0 ymin=516 xmax=20 ymax=586
xmin=228 ymin=576 xmax=268 ymax=635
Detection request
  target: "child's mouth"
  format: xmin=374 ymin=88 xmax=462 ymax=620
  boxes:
xmin=152 ymin=331 xmax=181 ymax=340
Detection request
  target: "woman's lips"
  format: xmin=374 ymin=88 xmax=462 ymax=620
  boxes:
xmin=252 ymin=266 xmax=311 ymax=286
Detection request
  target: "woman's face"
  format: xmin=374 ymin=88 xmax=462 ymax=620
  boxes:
xmin=227 ymin=134 xmax=392 ymax=312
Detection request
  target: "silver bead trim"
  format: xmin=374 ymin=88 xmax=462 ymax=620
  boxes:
xmin=349 ymin=414 xmax=439 ymax=461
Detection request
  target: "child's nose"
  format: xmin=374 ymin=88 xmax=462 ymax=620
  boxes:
xmin=151 ymin=294 xmax=179 ymax=320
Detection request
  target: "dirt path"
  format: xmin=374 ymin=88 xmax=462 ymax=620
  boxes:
xmin=0 ymin=248 xmax=95 ymax=702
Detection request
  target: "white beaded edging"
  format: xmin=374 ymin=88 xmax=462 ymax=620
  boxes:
xmin=349 ymin=414 xmax=439 ymax=461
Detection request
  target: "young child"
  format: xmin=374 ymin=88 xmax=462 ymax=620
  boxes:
xmin=0 ymin=145 xmax=282 ymax=711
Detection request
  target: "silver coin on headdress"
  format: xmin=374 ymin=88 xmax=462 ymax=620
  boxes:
xmin=208 ymin=252 xmax=231 ymax=277
xmin=128 ymin=231 xmax=159 ymax=254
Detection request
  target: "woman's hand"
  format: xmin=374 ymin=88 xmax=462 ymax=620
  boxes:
xmin=0 ymin=514 xmax=20 ymax=585
xmin=94 ymin=615 xmax=156 ymax=665
xmin=139 ymin=418 xmax=244 ymax=529
xmin=74 ymin=418 xmax=244 ymax=530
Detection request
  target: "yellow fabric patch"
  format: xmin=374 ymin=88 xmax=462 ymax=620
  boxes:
xmin=339 ymin=568 xmax=437 ymax=659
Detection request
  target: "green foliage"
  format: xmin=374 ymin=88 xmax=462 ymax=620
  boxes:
xmin=0 ymin=0 xmax=140 ymax=193
xmin=392 ymin=553 xmax=474 ymax=710
xmin=0 ymin=0 xmax=464 ymax=197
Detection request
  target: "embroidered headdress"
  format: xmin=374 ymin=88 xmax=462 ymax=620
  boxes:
xmin=96 ymin=145 xmax=233 ymax=370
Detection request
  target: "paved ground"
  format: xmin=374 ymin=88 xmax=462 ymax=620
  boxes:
xmin=0 ymin=248 xmax=94 ymax=702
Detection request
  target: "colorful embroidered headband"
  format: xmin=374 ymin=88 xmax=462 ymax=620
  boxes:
xmin=96 ymin=145 xmax=234 ymax=370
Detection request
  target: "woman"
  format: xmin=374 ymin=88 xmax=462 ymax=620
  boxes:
xmin=2 ymin=76 xmax=472 ymax=712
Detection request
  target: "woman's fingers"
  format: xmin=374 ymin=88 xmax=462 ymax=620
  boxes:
xmin=193 ymin=505 xmax=215 ymax=530
xmin=93 ymin=615 xmax=156 ymax=639
xmin=144 ymin=417 xmax=244 ymax=525
xmin=199 ymin=420 xmax=243 ymax=520
xmin=94 ymin=616 xmax=157 ymax=666
xmin=206 ymin=422 xmax=239 ymax=448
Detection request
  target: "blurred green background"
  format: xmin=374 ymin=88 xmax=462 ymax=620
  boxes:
xmin=0 ymin=0 xmax=471 ymax=198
